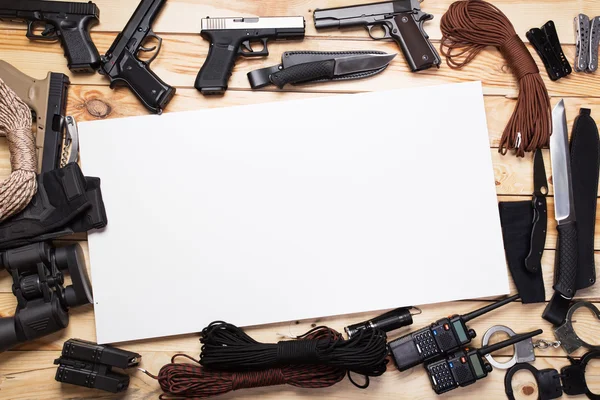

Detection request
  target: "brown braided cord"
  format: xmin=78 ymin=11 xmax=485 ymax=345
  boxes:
xmin=142 ymin=327 xmax=348 ymax=399
xmin=440 ymin=0 xmax=551 ymax=157
xmin=0 ymin=78 xmax=37 ymax=221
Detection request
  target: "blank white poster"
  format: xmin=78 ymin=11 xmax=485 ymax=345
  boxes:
xmin=79 ymin=81 xmax=509 ymax=344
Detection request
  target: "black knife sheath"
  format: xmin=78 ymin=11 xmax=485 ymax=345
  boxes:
xmin=498 ymin=201 xmax=546 ymax=303
xmin=248 ymin=51 xmax=389 ymax=89
xmin=570 ymin=108 xmax=599 ymax=290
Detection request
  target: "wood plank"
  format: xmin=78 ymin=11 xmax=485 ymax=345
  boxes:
xmin=1 ymin=297 xmax=599 ymax=357
xmin=64 ymin=86 xmax=600 ymax=148
xmin=1 ymin=30 xmax=599 ymax=97
xmin=498 ymin=197 xmax=600 ymax=250
xmin=2 ymin=247 xmax=598 ymax=302
xmin=0 ymin=349 xmax=597 ymax=399
xmin=1 ymin=0 xmax=598 ymax=45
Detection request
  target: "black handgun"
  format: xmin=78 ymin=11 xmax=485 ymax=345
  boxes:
xmin=0 ymin=0 xmax=100 ymax=72
xmin=313 ymin=0 xmax=440 ymax=72
xmin=99 ymin=0 xmax=175 ymax=114
xmin=195 ymin=16 xmax=305 ymax=95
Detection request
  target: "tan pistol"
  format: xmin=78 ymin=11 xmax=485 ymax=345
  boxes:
xmin=0 ymin=60 xmax=78 ymax=173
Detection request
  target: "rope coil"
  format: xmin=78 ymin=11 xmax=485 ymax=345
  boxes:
xmin=142 ymin=327 xmax=349 ymax=399
xmin=0 ymin=78 xmax=38 ymax=221
xmin=440 ymin=0 xmax=551 ymax=157
xmin=199 ymin=322 xmax=388 ymax=377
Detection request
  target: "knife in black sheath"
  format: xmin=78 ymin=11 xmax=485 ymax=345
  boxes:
xmin=525 ymin=149 xmax=548 ymax=273
xmin=549 ymin=100 xmax=578 ymax=298
xmin=247 ymin=51 xmax=396 ymax=89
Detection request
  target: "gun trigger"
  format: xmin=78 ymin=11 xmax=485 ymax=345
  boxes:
xmin=241 ymin=40 xmax=253 ymax=53
xmin=41 ymin=24 xmax=57 ymax=37
xmin=367 ymin=24 xmax=391 ymax=40
xmin=139 ymin=32 xmax=163 ymax=65
xmin=139 ymin=44 xmax=158 ymax=52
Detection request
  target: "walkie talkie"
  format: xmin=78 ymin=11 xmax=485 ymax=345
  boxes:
xmin=388 ymin=294 xmax=519 ymax=371
xmin=426 ymin=329 xmax=543 ymax=394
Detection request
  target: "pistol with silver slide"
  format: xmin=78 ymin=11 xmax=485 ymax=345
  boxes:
xmin=195 ymin=16 xmax=306 ymax=95
xmin=0 ymin=60 xmax=78 ymax=173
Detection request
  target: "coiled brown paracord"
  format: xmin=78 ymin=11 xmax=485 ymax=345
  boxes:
xmin=142 ymin=354 xmax=345 ymax=399
xmin=141 ymin=327 xmax=347 ymax=399
xmin=0 ymin=78 xmax=37 ymax=221
xmin=440 ymin=0 xmax=551 ymax=157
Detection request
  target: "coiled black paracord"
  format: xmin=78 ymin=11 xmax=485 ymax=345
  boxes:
xmin=199 ymin=321 xmax=389 ymax=388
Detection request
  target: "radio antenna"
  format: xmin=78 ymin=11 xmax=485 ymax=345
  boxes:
xmin=462 ymin=294 xmax=520 ymax=323
xmin=478 ymin=329 xmax=543 ymax=356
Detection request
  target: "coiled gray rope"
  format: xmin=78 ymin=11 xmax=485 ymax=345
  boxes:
xmin=0 ymin=78 xmax=38 ymax=221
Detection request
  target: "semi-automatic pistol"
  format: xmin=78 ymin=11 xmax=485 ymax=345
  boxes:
xmin=0 ymin=60 xmax=77 ymax=173
xmin=314 ymin=0 xmax=440 ymax=72
xmin=195 ymin=16 xmax=306 ymax=95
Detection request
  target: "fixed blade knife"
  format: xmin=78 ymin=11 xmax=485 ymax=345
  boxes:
xmin=525 ymin=149 xmax=548 ymax=273
xmin=550 ymin=99 xmax=578 ymax=298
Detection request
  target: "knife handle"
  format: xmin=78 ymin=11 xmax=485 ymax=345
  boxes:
xmin=554 ymin=221 xmax=578 ymax=298
xmin=525 ymin=195 xmax=547 ymax=273
xmin=270 ymin=60 xmax=335 ymax=88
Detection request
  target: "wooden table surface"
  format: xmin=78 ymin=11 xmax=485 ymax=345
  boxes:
xmin=1 ymin=0 xmax=600 ymax=399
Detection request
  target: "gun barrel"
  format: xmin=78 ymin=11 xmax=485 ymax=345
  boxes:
xmin=0 ymin=0 xmax=98 ymax=16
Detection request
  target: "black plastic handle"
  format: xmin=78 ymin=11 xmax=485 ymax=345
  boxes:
xmin=391 ymin=14 xmax=440 ymax=72
xmin=554 ymin=221 xmax=578 ymax=298
xmin=195 ymin=38 xmax=239 ymax=95
xmin=56 ymin=15 xmax=101 ymax=73
xmin=270 ymin=60 xmax=335 ymax=88
xmin=525 ymin=195 xmax=547 ymax=272
xmin=109 ymin=52 xmax=175 ymax=114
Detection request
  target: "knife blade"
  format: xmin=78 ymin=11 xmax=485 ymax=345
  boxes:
xmin=550 ymin=99 xmax=578 ymax=298
xmin=525 ymin=149 xmax=548 ymax=273
xmin=269 ymin=53 xmax=396 ymax=88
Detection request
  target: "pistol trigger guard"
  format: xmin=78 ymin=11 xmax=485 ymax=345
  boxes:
xmin=25 ymin=21 xmax=58 ymax=41
xmin=367 ymin=24 xmax=391 ymax=40
xmin=239 ymin=39 xmax=269 ymax=57
xmin=261 ymin=38 xmax=269 ymax=55
xmin=139 ymin=32 xmax=162 ymax=65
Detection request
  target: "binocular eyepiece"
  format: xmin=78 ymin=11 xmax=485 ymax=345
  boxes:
xmin=0 ymin=242 xmax=93 ymax=352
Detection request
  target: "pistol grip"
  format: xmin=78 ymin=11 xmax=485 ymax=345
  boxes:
xmin=391 ymin=14 xmax=441 ymax=72
xmin=57 ymin=15 xmax=101 ymax=73
xmin=108 ymin=52 xmax=175 ymax=114
xmin=195 ymin=40 xmax=239 ymax=95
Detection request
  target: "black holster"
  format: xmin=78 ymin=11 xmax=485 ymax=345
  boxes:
xmin=498 ymin=201 xmax=546 ymax=303
xmin=0 ymin=163 xmax=107 ymax=249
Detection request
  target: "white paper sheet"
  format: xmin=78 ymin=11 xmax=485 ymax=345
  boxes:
xmin=79 ymin=81 xmax=509 ymax=344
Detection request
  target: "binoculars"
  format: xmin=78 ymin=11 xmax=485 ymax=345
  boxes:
xmin=0 ymin=242 xmax=92 ymax=352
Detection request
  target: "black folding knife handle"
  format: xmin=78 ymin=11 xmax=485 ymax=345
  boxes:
xmin=270 ymin=60 xmax=335 ymax=88
xmin=554 ymin=221 xmax=578 ymax=298
xmin=525 ymin=195 xmax=547 ymax=273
